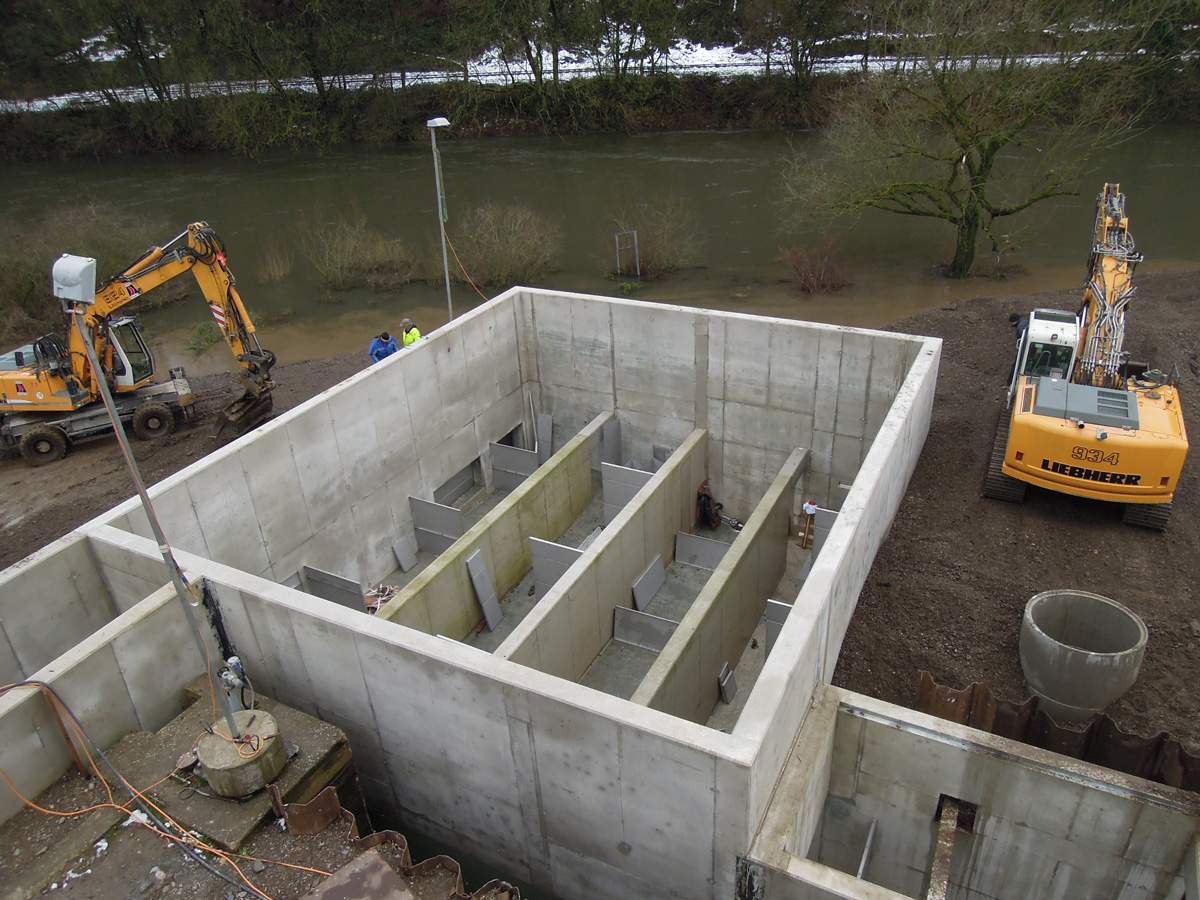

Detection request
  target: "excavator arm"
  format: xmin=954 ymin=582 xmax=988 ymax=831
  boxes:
xmin=72 ymin=222 xmax=276 ymax=436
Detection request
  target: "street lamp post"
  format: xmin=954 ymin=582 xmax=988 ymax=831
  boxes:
xmin=427 ymin=116 xmax=453 ymax=322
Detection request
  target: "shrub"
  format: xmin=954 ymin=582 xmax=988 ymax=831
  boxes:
xmin=298 ymin=211 xmax=415 ymax=290
xmin=608 ymin=197 xmax=695 ymax=281
xmin=451 ymin=202 xmax=562 ymax=287
xmin=779 ymin=238 xmax=848 ymax=294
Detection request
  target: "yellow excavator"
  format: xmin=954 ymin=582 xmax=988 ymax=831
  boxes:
xmin=0 ymin=222 xmax=276 ymax=465
xmin=983 ymin=183 xmax=1188 ymax=530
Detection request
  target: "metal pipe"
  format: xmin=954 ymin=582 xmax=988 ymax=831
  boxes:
xmin=72 ymin=309 xmax=242 ymax=740
xmin=428 ymin=117 xmax=453 ymax=322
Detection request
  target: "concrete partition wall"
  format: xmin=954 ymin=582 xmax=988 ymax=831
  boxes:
xmin=101 ymin=296 xmax=529 ymax=587
xmin=0 ymin=533 xmax=117 ymax=685
xmin=632 ymin=447 xmax=807 ymax=723
xmin=519 ymin=291 xmax=703 ymax=471
xmin=498 ymin=429 xmax=708 ymax=681
xmin=731 ymin=337 xmax=940 ymax=846
xmin=707 ymin=316 xmax=926 ymax=518
xmin=174 ymin=550 xmax=755 ymax=900
xmin=0 ymin=580 xmax=213 ymax=824
xmin=375 ymin=412 xmax=608 ymax=639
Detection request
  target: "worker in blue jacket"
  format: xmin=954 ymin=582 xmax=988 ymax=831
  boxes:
xmin=369 ymin=331 xmax=398 ymax=362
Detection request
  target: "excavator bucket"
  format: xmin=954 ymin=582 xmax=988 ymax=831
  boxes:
xmin=210 ymin=390 xmax=274 ymax=439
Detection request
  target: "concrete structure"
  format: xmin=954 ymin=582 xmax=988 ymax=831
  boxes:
xmin=1 ymin=287 xmax=1197 ymax=900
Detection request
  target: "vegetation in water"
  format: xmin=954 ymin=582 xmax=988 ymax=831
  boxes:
xmin=186 ymin=321 xmax=221 ymax=355
xmin=779 ymin=239 xmax=848 ymax=294
xmin=298 ymin=211 xmax=415 ymax=291
xmin=0 ymin=207 xmax=185 ymax=349
xmin=451 ymin=203 xmax=563 ymax=288
xmin=255 ymin=240 xmax=293 ymax=285
xmin=608 ymin=197 xmax=696 ymax=281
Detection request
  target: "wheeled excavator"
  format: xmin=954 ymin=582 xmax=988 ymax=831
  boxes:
xmin=983 ymin=183 xmax=1188 ymax=530
xmin=0 ymin=222 xmax=276 ymax=465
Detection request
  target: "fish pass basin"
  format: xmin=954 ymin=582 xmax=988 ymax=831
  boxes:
xmin=1018 ymin=589 xmax=1148 ymax=723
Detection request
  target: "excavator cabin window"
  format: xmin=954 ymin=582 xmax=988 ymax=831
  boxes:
xmin=1022 ymin=342 xmax=1074 ymax=380
xmin=110 ymin=321 xmax=153 ymax=387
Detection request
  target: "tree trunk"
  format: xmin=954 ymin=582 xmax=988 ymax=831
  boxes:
xmin=947 ymin=205 xmax=981 ymax=278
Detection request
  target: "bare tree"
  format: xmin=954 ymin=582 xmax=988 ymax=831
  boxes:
xmin=784 ymin=0 xmax=1176 ymax=278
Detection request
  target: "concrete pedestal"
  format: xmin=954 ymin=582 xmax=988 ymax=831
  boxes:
xmin=197 ymin=709 xmax=287 ymax=798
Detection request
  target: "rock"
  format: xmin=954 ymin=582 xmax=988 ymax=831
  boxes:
xmin=251 ymin=859 xmax=266 ymax=874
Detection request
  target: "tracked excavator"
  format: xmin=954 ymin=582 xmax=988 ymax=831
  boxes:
xmin=983 ymin=183 xmax=1188 ymax=530
xmin=0 ymin=222 xmax=276 ymax=466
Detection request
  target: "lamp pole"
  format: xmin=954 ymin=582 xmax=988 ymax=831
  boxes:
xmin=427 ymin=116 xmax=453 ymax=322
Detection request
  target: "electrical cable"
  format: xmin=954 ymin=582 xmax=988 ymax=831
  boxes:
xmin=441 ymin=224 xmax=491 ymax=302
xmin=0 ymin=681 xmax=282 ymax=900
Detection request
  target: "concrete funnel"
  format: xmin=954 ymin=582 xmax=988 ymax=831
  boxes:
xmin=1018 ymin=589 xmax=1148 ymax=724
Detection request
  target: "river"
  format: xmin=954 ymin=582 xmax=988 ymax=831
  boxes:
xmin=2 ymin=124 xmax=1198 ymax=373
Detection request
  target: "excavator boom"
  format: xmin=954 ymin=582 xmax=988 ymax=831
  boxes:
xmin=0 ymin=222 xmax=276 ymax=463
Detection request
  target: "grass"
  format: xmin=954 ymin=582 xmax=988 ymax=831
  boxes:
xmin=187 ymin=321 xmax=222 ymax=354
xmin=0 ymin=205 xmax=184 ymax=349
xmin=451 ymin=203 xmax=562 ymax=287
xmin=255 ymin=240 xmax=293 ymax=284
xmin=298 ymin=211 xmax=414 ymax=290
xmin=779 ymin=238 xmax=848 ymax=294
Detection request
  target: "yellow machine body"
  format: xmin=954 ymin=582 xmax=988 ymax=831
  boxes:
xmin=1004 ymin=374 xmax=1188 ymax=503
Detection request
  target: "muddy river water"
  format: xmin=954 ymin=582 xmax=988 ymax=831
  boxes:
xmin=2 ymin=124 xmax=1198 ymax=372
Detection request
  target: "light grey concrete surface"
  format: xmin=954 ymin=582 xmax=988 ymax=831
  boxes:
xmin=375 ymin=412 xmax=604 ymax=640
xmin=632 ymin=447 xmax=806 ymax=722
xmin=0 ymin=289 xmax=1025 ymax=900
xmin=497 ymin=428 xmax=708 ymax=681
xmin=747 ymin=686 xmax=1200 ymax=899
xmin=0 ymin=534 xmax=115 ymax=684
xmin=0 ymin=579 xmax=212 ymax=823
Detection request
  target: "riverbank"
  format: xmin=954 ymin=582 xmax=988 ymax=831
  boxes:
xmin=0 ymin=74 xmax=824 ymax=162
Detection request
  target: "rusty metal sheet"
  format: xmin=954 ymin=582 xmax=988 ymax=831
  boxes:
xmin=915 ymin=671 xmax=1200 ymax=792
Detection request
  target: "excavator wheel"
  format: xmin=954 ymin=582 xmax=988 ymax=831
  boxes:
xmin=1122 ymin=502 xmax=1172 ymax=532
xmin=982 ymin=408 xmax=1027 ymax=503
xmin=132 ymin=402 xmax=176 ymax=441
xmin=20 ymin=424 xmax=68 ymax=466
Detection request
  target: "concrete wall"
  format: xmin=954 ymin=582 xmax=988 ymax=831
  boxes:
xmin=0 ymin=579 xmax=211 ymax=823
xmin=0 ymin=291 xmax=947 ymax=900
xmin=0 ymin=534 xmax=116 ymax=685
xmin=103 ymin=298 xmax=529 ymax=588
xmin=516 ymin=289 xmax=927 ymax=520
xmin=147 ymin=547 xmax=755 ymax=900
xmin=376 ymin=412 xmax=607 ymax=639
xmin=497 ymin=429 xmax=708 ymax=680
xmin=748 ymin=687 xmax=1200 ymax=900
xmin=731 ymin=337 xmax=940 ymax=847
xmin=632 ymin=447 xmax=806 ymax=723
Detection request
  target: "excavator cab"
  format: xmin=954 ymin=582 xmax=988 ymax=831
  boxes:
xmin=107 ymin=318 xmax=154 ymax=390
xmin=1007 ymin=308 xmax=1080 ymax=403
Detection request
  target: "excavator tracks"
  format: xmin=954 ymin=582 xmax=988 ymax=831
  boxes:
xmin=1122 ymin=502 xmax=1172 ymax=531
xmin=982 ymin=408 xmax=1027 ymax=503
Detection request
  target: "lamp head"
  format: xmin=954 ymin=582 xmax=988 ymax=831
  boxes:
xmin=426 ymin=117 xmax=450 ymax=129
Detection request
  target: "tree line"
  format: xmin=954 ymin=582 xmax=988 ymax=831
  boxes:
xmin=7 ymin=0 xmax=1194 ymax=104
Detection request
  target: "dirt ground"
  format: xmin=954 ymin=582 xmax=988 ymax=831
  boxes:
xmin=831 ymin=268 xmax=1200 ymax=749
xmin=2 ymin=271 xmax=1200 ymax=898
xmin=0 ymin=355 xmax=372 ymax=572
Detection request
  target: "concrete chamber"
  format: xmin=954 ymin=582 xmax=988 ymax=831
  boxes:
xmin=1019 ymin=589 xmax=1148 ymax=724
